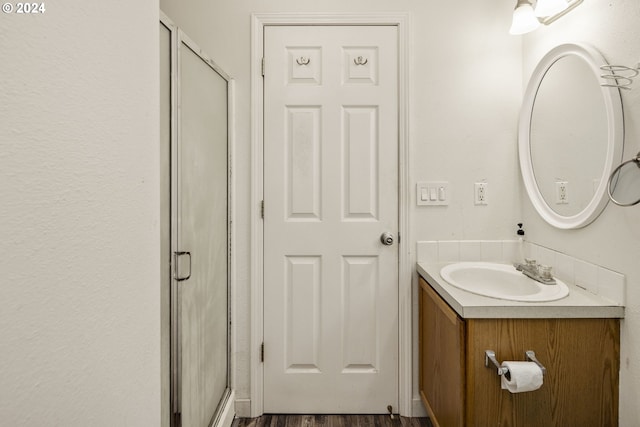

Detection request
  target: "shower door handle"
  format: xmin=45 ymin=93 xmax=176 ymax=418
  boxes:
xmin=174 ymin=251 xmax=192 ymax=281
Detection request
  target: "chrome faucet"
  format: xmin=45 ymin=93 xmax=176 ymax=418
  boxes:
xmin=514 ymin=258 xmax=557 ymax=285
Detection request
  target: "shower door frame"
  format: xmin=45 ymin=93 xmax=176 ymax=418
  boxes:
xmin=161 ymin=12 xmax=236 ymax=427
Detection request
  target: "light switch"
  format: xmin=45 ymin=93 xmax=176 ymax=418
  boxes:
xmin=416 ymin=181 xmax=449 ymax=206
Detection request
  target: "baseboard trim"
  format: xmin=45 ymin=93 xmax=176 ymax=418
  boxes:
xmin=235 ymin=398 xmax=251 ymax=418
xmin=215 ymin=390 xmax=236 ymax=427
xmin=412 ymin=396 xmax=428 ymax=417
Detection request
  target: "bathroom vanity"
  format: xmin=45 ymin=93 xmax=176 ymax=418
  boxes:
xmin=418 ymin=263 xmax=622 ymax=427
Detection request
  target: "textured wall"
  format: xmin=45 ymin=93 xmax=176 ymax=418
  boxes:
xmin=521 ymin=1 xmax=640 ymax=425
xmin=0 ymin=1 xmax=161 ymax=425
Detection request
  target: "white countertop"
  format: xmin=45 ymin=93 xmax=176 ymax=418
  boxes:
xmin=417 ymin=262 xmax=625 ymax=319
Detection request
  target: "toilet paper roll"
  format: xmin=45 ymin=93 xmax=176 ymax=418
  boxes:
xmin=500 ymin=361 xmax=543 ymax=393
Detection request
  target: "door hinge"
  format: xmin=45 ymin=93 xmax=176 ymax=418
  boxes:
xmin=261 ymin=57 xmax=265 ymax=77
xmin=261 ymin=200 xmax=264 ymax=219
xmin=260 ymin=342 xmax=264 ymax=362
xmin=397 ymin=232 xmax=401 ymax=244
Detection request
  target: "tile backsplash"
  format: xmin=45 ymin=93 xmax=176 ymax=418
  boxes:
xmin=416 ymin=239 xmax=625 ymax=306
xmin=416 ymin=240 xmax=521 ymax=265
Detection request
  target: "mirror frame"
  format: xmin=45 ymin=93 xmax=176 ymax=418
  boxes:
xmin=519 ymin=43 xmax=624 ymax=229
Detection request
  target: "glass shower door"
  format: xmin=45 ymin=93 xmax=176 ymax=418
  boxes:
xmin=170 ymin=29 xmax=231 ymax=427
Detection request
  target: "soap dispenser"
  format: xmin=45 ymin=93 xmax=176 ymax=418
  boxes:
xmin=516 ymin=223 xmax=525 ymax=264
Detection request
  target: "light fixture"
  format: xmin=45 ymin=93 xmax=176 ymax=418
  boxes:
xmin=509 ymin=0 xmax=540 ymax=35
xmin=534 ymin=0 xmax=568 ymax=18
xmin=539 ymin=0 xmax=583 ymax=25
xmin=509 ymin=0 xmax=584 ymax=35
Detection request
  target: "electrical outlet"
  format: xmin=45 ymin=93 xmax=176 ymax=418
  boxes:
xmin=474 ymin=182 xmax=488 ymax=205
xmin=555 ymin=181 xmax=569 ymax=204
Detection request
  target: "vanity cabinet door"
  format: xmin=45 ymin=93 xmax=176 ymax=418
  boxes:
xmin=466 ymin=318 xmax=619 ymax=427
xmin=419 ymin=277 xmax=465 ymax=427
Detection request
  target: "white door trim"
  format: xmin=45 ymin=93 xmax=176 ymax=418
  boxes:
xmin=250 ymin=12 xmax=412 ymax=417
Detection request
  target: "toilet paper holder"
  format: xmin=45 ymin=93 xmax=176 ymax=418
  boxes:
xmin=485 ymin=350 xmax=547 ymax=377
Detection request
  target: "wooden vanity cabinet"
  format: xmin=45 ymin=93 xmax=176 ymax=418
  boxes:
xmin=419 ymin=277 xmax=620 ymax=427
xmin=419 ymin=277 xmax=465 ymax=427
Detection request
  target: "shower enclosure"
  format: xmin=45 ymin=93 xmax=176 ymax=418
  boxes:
xmin=161 ymin=15 xmax=233 ymax=427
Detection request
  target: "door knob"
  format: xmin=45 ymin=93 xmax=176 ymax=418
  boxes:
xmin=380 ymin=232 xmax=394 ymax=246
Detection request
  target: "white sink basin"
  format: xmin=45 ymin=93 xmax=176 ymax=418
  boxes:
xmin=440 ymin=262 xmax=569 ymax=302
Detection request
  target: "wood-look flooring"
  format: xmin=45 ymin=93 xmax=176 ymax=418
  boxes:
xmin=232 ymin=415 xmax=433 ymax=427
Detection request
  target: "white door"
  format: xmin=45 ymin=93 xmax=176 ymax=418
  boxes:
xmin=263 ymin=25 xmax=399 ymax=414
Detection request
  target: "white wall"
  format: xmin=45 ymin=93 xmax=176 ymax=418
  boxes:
xmin=521 ymin=1 xmax=640 ymax=425
xmin=0 ymin=1 xmax=161 ymax=425
xmin=160 ymin=0 xmax=522 ymax=416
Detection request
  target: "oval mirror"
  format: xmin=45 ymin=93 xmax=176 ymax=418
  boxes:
xmin=519 ymin=43 xmax=624 ymax=229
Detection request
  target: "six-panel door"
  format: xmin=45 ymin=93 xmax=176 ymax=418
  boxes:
xmin=263 ymin=25 xmax=399 ymax=414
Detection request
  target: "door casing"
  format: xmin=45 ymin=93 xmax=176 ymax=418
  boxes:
xmin=250 ymin=12 xmax=412 ymax=418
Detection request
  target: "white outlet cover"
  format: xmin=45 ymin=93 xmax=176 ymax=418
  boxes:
xmin=474 ymin=182 xmax=488 ymax=205
xmin=555 ymin=181 xmax=569 ymax=204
